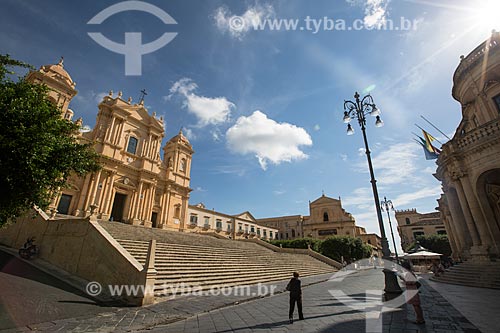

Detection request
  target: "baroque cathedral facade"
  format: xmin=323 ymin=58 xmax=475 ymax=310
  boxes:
xmin=28 ymin=59 xmax=193 ymax=231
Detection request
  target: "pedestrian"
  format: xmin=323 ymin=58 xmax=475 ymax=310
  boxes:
xmin=285 ymin=272 xmax=304 ymax=323
xmin=400 ymin=261 xmax=425 ymax=325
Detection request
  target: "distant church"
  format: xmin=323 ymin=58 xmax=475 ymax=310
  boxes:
xmin=28 ymin=59 xmax=193 ymax=231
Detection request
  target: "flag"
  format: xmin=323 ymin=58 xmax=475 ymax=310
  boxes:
xmin=422 ymin=129 xmax=440 ymax=155
xmin=414 ymin=137 xmax=438 ymax=160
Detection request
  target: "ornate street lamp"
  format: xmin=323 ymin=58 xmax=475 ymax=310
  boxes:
xmin=343 ymin=92 xmax=402 ymax=295
xmin=381 ymin=196 xmax=400 ymax=264
xmin=343 ymin=92 xmax=390 ymax=259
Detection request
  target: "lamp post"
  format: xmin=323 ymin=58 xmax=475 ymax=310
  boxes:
xmin=343 ymin=92 xmax=402 ymax=295
xmin=343 ymin=92 xmax=390 ymax=259
xmin=381 ymin=196 xmax=399 ymax=264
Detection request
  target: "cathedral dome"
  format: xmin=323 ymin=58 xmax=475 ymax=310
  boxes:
xmin=39 ymin=58 xmax=75 ymax=89
xmin=168 ymin=129 xmax=192 ymax=149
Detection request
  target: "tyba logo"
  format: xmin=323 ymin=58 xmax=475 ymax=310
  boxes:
xmin=87 ymin=1 xmax=177 ymax=75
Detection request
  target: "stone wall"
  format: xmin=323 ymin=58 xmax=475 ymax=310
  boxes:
xmin=0 ymin=208 xmax=154 ymax=305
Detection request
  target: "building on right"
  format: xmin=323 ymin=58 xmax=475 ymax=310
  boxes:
xmin=435 ymin=30 xmax=500 ymax=260
xmin=395 ymin=209 xmax=447 ymax=251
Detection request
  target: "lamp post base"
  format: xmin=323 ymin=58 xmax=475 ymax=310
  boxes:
xmin=383 ymin=268 xmax=403 ymax=294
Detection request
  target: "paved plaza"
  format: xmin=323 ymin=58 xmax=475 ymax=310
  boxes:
xmin=2 ymin=249 xmax=497 ymax=332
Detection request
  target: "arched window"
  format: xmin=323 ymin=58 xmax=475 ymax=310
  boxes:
xmin=323 ymin=212 xmax=329 ymax=222
xmin=174 ymin=204 xmax=181 ymax=218
xmin=180 ymin=158 xmax=186 ymax=172
xmin=127 ymin=137 xmax=138 ymax=154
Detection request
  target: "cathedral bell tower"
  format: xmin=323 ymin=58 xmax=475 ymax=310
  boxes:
xmin=26 ymin=57 xmax=77 ymax=120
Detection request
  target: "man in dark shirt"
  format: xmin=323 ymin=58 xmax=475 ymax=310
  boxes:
xmin=286 ymin=272 xmax=304 ymax=323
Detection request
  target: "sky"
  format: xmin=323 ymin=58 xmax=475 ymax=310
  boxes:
xmin=1 ymin=0 xmax=499 ymax=253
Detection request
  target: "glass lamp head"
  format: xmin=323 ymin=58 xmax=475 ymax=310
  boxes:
xmin=347 ymin=123 xmax=355 ymax=135
xmin=370 ymin=105 xmax=381 ymax=117
xmin=343 ymin=111 xmax=351 ymax=123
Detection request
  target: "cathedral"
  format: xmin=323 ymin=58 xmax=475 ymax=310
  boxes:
xmin=27 ymin=59 xmax=193 ymax=231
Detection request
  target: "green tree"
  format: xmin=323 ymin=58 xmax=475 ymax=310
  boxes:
xmin=406 ymin=234 xmax=452 ymax=256
xmin=318 ymin=236 xmax=372 ymax=263
xmin=0 ymin=54 xmax=101 ymax=226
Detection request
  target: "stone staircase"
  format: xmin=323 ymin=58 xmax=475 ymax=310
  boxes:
xmin=99 ymin=222 xmax=336 ymax=297
xmin=431 ymin=261 xmax=500 ymax=289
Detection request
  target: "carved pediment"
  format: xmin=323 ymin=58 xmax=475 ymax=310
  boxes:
xmin=115 ymin=176 xmax=137 ymax=189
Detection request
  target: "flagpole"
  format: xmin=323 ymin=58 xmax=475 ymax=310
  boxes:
xmin=414 ymin=124 xmax=444 ymax=145
xmin=420 ymin=115 xmax=451 ymax=140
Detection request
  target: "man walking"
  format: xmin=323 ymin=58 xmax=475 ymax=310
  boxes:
xmin=286 ymin=272 xmax=304 ymax=323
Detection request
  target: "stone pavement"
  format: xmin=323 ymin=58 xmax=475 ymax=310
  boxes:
xmin=424 ymin=274 xmax=500 ymax=333
xmin=0 ymin=256 xmax=490 ymax=333
xmin=144 ymin=268 xmax=482 ymax=333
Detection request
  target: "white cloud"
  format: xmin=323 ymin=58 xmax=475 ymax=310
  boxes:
xmin=183 ymin=128 xmax=196 ymax=141
xmin=273 ymin=190 xmax=286 ymax=195
xmin=211 ymin=128 xmax=222 ymax=142
xmin=340 ymin=153 xmax=348 ymax=161
xmin=392 ymin=186 xmax=442 ymax=207
xmin=226 ymin=111 xmax=312 ymax=170
xmin=213 ymin=4 xmax=274 ymax=39
xmin=353 ymin=142 xmax=423 ymax=186
xmin=313 ymin=124 xmax=321 ymax=131
xmin=347 ymin=0 xmax=389 ymax=29
xmin=168 ymin=78 xmax=235 ymax=127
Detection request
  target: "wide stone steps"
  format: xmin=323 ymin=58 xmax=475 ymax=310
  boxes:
xmin=99 ymin=222 xmax=266 ymax=250
xmin=431 ymin=261 xmax=500 ymax=289
xmin=153 ymin=271 xmax=329 ymax=297
xmin=98 ymin=221 xmax=336 ymax=298
xmin=155 ymin=268 xmax=328 ymax=283
xmin=118 ymin=239 xmax=271 ymax=255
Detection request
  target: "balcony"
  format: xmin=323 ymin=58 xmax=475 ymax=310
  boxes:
xmin=236 ymin=229 xmax=244 ymax=235
xmin=216 ymin=226 xmax=222 ymax=232
xmin=203 ymin=224 xmax=210 ymax=230
xmin=188 ymin=221 xmax=197 ymax=228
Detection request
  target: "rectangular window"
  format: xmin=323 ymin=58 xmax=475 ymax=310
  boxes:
xmin=227 ymin=223 xmax=231 ymax=231
xmin=318 ymin=229 xmax=337 ymax=236
xmin=189 ymin=215 xmax=198 ymax=224
xmin=238 ymin=223 xmax=243 ymax=230
xmin=251 ymin=226 xmax=255 ymax=233
xmin=216 ymin=219 xmax=222 ymax=229
xmin=413 ymin=231 xmax=425 ymax=239
xmin=127 ymin=137 xmax=138 ymax=154
xmin=494 ymin=94 xmax=500 ymax=112
xmin=269 ymin=231 xmax=273 ymax=238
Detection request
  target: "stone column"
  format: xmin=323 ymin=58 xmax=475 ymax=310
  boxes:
xmin=131 ymin=181 xmax=143 ymax=225
xmin=106 ymin=116 xmax=116 ymax=143
xmin=144 ymin=185 xmax=155 ymax=228
xmin=163 ymin=188 xmax=172 ymax=228
xmin=102 ymin=172 xmax=116 ymax=220
xmin=127 ymin=191 xmax=136 ymax=221
xmin=441 ymin=213 xmax=459 ymax=259
xmin=89 ymin=170 xmax=102 ymax=207
xmin=158 ymin=189 xmax=166 ymax=228
xmin=446 ymin=189 xmax=472 ymax=259
xmin=460 ymin=176 xmax=494 ymax=248
xmin=179 ymin=195 xmax=188 ymax=231
xmin=75 ymin=174 xmax=92 ymax=216
xmin=454 ymin=180 xmax=481 ymax=247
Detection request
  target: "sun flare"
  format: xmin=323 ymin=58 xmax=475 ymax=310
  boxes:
xmin=475 ymin=0 xmax=500 ymax=33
